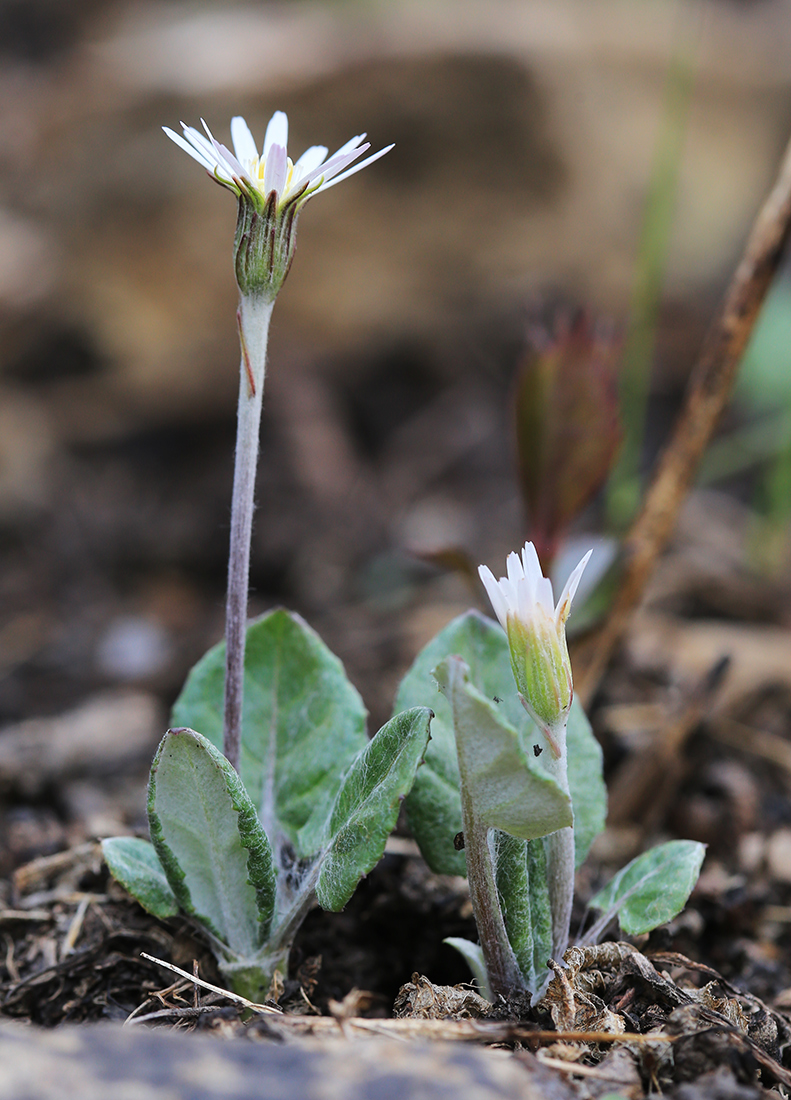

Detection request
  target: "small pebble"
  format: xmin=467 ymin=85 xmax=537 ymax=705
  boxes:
xmin=95 ymin=617 xmax=172 ymax=680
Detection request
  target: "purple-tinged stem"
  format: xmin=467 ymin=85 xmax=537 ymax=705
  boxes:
xmin=223 ymin=294 xmax=274 ymax=770
xmin=459 ymin=784 xmax=526 ymax=1000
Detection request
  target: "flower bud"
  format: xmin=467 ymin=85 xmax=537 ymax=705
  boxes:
xmin=479 ymin=542 xmax=591 ymax=757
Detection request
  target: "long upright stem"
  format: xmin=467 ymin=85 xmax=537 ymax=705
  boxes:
xmin=224 ymin=293 xmax=274 ymax=770
xmin=543 ymin=731 xmax=574 ymax=961
xmin=460 ymin=784 xmax=525 ymax=1000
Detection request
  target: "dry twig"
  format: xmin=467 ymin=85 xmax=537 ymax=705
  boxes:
xmin=137 ymin=954 xmax=282 ymax=1017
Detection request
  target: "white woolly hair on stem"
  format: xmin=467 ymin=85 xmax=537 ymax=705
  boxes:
xmin=542 ymin=722 xmax=574 ymax=962
xmin=459 ymin=792 xmax=526 ymax=1000
xmin=224 ymin=293 xmax=274 ymax=771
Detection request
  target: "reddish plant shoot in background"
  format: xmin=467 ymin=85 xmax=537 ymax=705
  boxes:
xmin=514 ymin=311 xmax=622 ymax=573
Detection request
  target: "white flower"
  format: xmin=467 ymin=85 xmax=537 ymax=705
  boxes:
xmin=164 ymin=111 xmax=393 ymax=211
xmin=478 ymin=542 xmax=592 ymax=755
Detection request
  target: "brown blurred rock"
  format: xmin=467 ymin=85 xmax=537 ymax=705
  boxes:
xmin=0 ymin=691 xmax=161 ymax=796
xmin=0 ymin=1023 xmax=548 ymax=1100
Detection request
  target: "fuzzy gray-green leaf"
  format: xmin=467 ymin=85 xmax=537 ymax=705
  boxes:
xmin=101 ymin=836 xmax=178 ymax=920
xmin=589 ymin=840 xmax=706 ymax=936
xmin=315 ymin=707 xmax=432 ymax=912
xmin=148 ymin=728 xmax=276 ymax=957
xmin=434 ymin=656 xmax=572 ymax=839
xmin=395 ymin=611 xmax=606 ymax=874
xmin=494 ymin=833 xmax=553 ymax=994
xmin=566 ymin=699 xmax=607 ymax=867
xmin=172 ymin=610 xmax=368 ymax=858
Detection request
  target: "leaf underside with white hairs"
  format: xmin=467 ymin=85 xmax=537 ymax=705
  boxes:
xmin=432 ymin=655 xmax=572 ymax=839
xmin=493 ymin=832 xmax=553 ymax=995
xmin=148 ymin=727 xmax=276 ymax=959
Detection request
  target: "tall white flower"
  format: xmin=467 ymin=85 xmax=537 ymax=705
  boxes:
xmin=164 ymin=112 xmax=393 ymax=299
xmin=162 ymin=109 xmax=391 ymax=769
xmin=479 ymin=542 xmax=592 ymax=756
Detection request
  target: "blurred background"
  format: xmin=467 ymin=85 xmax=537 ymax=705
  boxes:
xmin=2 ymin=0 xmax=791 ymax=897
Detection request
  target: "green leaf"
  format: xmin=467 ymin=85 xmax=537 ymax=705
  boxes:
xmin=443 ymin=938 xmax=491 ymax=1001
xmin=148 ymin=728 xmax=276 ymax=957
xmin=395 ymin=611 xmax=606 ymax=874
xmin=395 ymin=612 xmax=515 ymax=875
xmin=315 ymin=707 xmax=432 ymax=912
xmin=567 ymin=699 xmax=607 ymax=867
xmin=589 ymin=840 xmax=706 ymax=936
xmin=172 ymin=610 xmax=368 ymax=858
xmin=494 ymin=833 xmax=552 ymax=995
xmin=736 ymin=279 xmax=791 ymax=412
xmin=433 ymin=656 xmax=572 ymax=839
xmin=101 ymin=836 xmax=178 ymax=920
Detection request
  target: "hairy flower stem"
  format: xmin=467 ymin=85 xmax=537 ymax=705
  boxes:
xmin=460 ymin=786 xmax=525 ymax=999
xmin=544 ymin=729 xmax=574 ymax=960
xmin=224 ymin=293 xmax=274 ymax=770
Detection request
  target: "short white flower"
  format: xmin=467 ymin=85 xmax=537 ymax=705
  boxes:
xmin=164 ymin=111 xmax=393 ymax=212
xmin=479 ymin=542 xmax=592 ymax=756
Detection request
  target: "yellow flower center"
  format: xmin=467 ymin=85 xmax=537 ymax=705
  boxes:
xmin=250 ymin=155 xmax=296 ymax=197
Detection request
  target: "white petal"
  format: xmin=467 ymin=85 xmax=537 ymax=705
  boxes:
xmin=199 ymin=118 xmax=221 ymax=151
xmin=478 ymin=566 xmax=509 ymax=631
xmin=308 ymin=145 xmax=369 ymax=188
xmin=196 ymin=121 xmax=239 ymax=178
xmin=506 ymin=552 xmax=524 ymax=587
xmin=163 ymin=127 xmax=216 ymax=172
xmin=263 ymin=142 xmax=287 ymax=197
xmin=263 ymin=111 xmax=289 ymax=158
xmin=230 ymin=116 xmax=259 ymax=166
xmin=535 ymin=575 xmax=555 ymax=615
xmin=210 ymin=138 xmax=246 ymax=179
xmin=511 ymin=575 xmax=530 ymax=625
xmin=183 ymin=124 xmax=223 ymax=167
xmin=313 ymin=144 xmax=394 ymax=194
xmin=555 ymin=549 xmax=593 ymax=625
xmin=521 ymin=541 xmax=555 ymax=613
xmin=293 ymin=144 xmax=328 ymax=176
xmin=327 ymin=133 xmax=367 ymax=160
xmin=500 ymin=576 xmax=520 ymax=616
xmin=520 ymin=542 xmax=543 ymax=586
